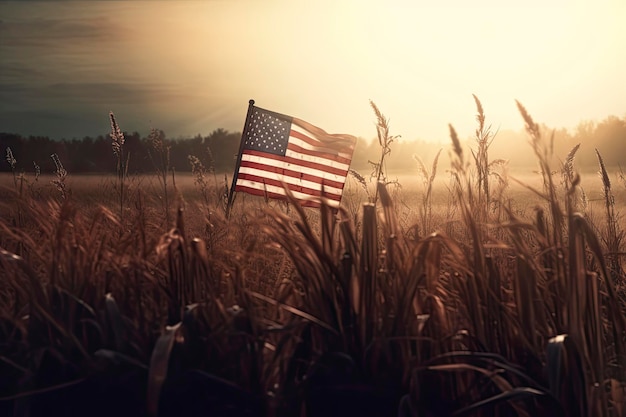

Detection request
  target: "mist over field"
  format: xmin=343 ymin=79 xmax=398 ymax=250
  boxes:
xmin=2 ymin=110 xmax=625 ymax=180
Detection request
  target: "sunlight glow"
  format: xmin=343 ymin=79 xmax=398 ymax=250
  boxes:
xmin=1 ymin=0 xmax=624 ymax=141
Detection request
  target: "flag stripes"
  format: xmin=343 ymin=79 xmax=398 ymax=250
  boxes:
xmin=232 ymin=105 xmax=356 ymax=208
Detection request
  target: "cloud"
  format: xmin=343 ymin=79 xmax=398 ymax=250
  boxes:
xmin=0 ymin=63 xmax=46 ymax=79
xmin=0 ymin=77 xmax=228 ymax=139
xmin=0 ymin=108 xmax=106 ymax=139
xmin=0 ymin=9 xmax=130 ymax=89
xmin=0 ymin=15 xmax=121 ymax=48
xmin=2 ymin=18 xmax=99 ymax=39
xmin=1 ymin=80 xmax=206 ymax=111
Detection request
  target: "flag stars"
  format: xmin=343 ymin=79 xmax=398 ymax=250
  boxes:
xmin=243 ymin=108 xmax=291 ymax=156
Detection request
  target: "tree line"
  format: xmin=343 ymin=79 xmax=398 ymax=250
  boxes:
xmin=2 ymin=114 xmax=625 ymax=176
xmin=0 ymin=128 xmax=242 ymax=176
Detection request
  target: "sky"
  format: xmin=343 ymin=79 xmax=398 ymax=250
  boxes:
xmin=1 ymin=0 xmax=625 ymax=143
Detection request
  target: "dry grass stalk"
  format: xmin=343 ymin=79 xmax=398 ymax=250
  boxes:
xmin=32 ymin=161 xmax=40 ymax=181
xmin=349 ymin=168 xmax=370 ymax=199
xmin=471 ymin=94 xmax=494 ymax=214
xmin=148 ymin=128 xmax=172 ymax=226
xmin=596 ymin=149 xmax=623 ymax=268
xmin=414 ymin=148 xmax=441 ymax=235
xmin=50 ymin=153 xmax=68 ymax=200
xmin=369 ymin=100 xmax=399 ymax=203
xmin=188 ymin=155 xmax=211 ymax=209
xmin=6 ymin=147 xmax=18 ymax=190
xmin=449 ymin=124 xmax=463 ymax=164
xmin=109 ymin=112 xmax=130 ymax=225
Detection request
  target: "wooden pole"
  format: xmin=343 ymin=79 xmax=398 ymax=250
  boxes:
xmin=226 ymin=99 xmax=255 ymax=219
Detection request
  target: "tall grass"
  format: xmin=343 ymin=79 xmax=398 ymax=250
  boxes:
xmin=0 ymin=101 xmax=625 ymax=416
xmin=148 ymin=128 xmax=174 ymax=226
xmin=188 ymin=150 xmax=229 ymax=221
xmin=368 ymin=100 xmax=399 ymax=204
xmin=50 ymin=153 xmax=68 ymax=201
xmin=5 ymin=147 xmax=18 ymax=191
xmin=596 ymin=149 xmax=625 ymax=280
xmin=413 ymin=148 xmax=441 ymax=236
xmin=109 ymin=112 xmax=130 ymax=226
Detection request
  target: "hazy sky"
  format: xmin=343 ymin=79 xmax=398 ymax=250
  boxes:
xmin=1 ymin=0 xmax=625 ymax=143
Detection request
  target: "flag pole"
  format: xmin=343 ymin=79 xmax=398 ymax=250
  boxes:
xmin=226 ymin=99 xmax=255 ymax=219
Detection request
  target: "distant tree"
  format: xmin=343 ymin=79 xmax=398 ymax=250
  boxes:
xmin=592 ymin=115 xmax=626 ymax=166
xmin=574 ymin=116 xmax=626 ymax=167
xmin=203 ymin=128 xmax=241 ymax=172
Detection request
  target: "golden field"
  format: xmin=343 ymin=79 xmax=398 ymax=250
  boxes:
xmin=1 ymin=102 xmax=625 ymax=417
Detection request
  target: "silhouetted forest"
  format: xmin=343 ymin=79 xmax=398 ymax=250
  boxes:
xmin=1 ymin=114 xmax=625 ymax=176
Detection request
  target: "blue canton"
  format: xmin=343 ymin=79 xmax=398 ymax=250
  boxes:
xmin=243 ymin=108 xmax=291 ymax=156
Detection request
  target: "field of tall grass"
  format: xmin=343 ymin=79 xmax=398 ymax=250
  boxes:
xmin=1 ymin=100 xmax=625 ymax=416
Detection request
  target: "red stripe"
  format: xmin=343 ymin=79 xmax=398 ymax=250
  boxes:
xmin=287 ymin=142 xmax=352 ymax=165
xmin=236 ymin=173 xmax=342 ymax=200
xmin=242 ymin=149 xmax=349 ymax=177
xmin=234 ymin=186 xmax=324 ymax=208
xmin=238 ymin=160 xmax=346 ymax=189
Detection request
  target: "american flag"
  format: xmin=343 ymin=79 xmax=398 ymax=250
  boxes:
xmin=233 ymin=105 xmax=357 ymax=208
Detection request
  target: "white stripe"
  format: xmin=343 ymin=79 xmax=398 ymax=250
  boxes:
xmin=236 ymin=179 xmax=341 ymax=207
xmin=285 ymin=149 xmax=350 ymax=171
xmin=290 ymin=124 xmax=353 ymax=159
xmin=237 ymin=166 xmax=343 ymax=196
xmin=241 ymin=154 xmax=348 ymax=184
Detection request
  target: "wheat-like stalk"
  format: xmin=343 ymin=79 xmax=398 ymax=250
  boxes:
xmin=5 ymin=147 xmax=16 ymax=169
xmin=50 ymin=153 xmax=68 ymax=200
xmin=449 ymin=124 xmax=463 ymax=163
xmin=109 ymin=112 xmax=130 ymax=227
xmin=369 ymin=100 xmax=398 ymax=203
xmin=563 ymin=143 xmax=581 ymax=182
xmin=188 ymin=154 xmax=211 ymax=211
xmin=6 ymin=147 xmax=18 ymax=190
xmin=597 ymin=149 xmax=611 ymax=192
xmin=348 ymin=168 xmax=369 ymax=196
xmin=515 ymin=100 xmax=539 ymax=138
xmin=203 ymin=145 xmax=225 ymax=211
xmin=109 ymin=112 xmax=125 ymax=158
xmin=471 ymin=95 xmax=497 ymax=219
xmin=148 ymin=128 xmax=172 ymax=225
xmin=596 ymin=148 xmax=623 ymax=279
xmin=33 ymin=161 xmax=40 ymax=181
xmin=413 ymin=149 xmax=441 ymax=234
xmin=473 ymin=93 xmax=485 ymax=135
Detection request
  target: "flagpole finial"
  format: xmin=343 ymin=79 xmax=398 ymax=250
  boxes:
xmin=249 ymin=99 xmax=255 ymax=106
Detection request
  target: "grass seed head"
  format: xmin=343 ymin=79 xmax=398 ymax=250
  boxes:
xmin=449 ymin=124 xmax=463 ymax=161
xmin=50 ymin=153 xmax=68 ymax=199
xmin=515 ymin=100 xmax=540 ymax=139
xmin=596 ymin=148 xmax=611 ymax=191
xmin=6 ymin=147 xmax=16 ymax=169
xmin=33 ymin=161 xmax=40 ymax=181
xmin=109 ymin=112 xmax=125 ymax=157
xmin=149 ymin=128 xmax=163 ymax=152
xmin=349 ymin=168 xmax=368 ymax=190
xmin=472 ymin=93 xmax=485 ymax=134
